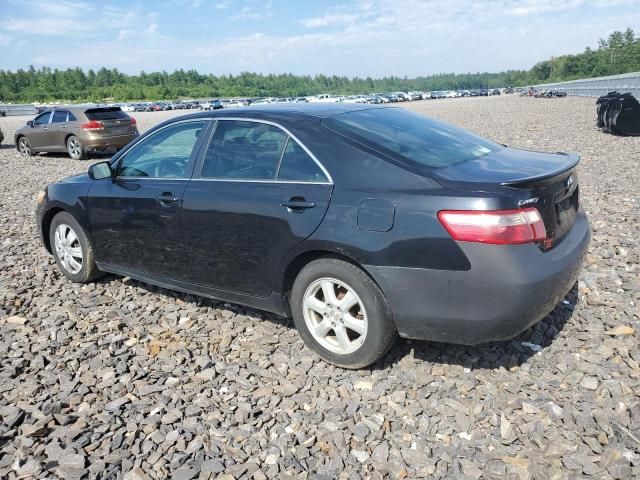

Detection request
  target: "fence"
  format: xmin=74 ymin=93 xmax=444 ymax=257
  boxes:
xmin=534 ymin=72 xmax=640 ymax=97
xmin=0 ymin=104 xmax=38 ymax=116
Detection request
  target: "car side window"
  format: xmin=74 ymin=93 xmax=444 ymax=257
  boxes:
xmin=68 ymin=112 xmax=77 ymax=122
xmin=201 ymin=120 xmax=287 ymax=180
xmin=117 ymin=121 xmax=207 ymax=178
xmin=33 ymin=112 xmax=51 ymax=126
xmin=52 ymin=111 xmax=68 ymax=123
xmin=277 ymin=138 xmax=328 ymax=182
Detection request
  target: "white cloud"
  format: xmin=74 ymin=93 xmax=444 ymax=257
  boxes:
xmin=230 ymin=0 xmax=272 ymax=21
xmin=231 ymin=6 xmax=263 ymax=20
xmin=302 ymin=14 xmax=360 ymax=29
xmin=2 ymin=17 xmax=94 ymax=35
xmin=511 ymin=0 xmax=584 ymax=16
xmin=117 ymin=30 xmax=135 ymax=41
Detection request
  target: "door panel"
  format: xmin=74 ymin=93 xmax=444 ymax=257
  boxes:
xmin=47 ymin=110 xmax=69 ymax=149
xmin=181 ymin=181 xmax=332 ymax=297
xmin=29 ymin=112 xmax=51 ymax=148
xmin=87 ymin=119 xmax=210 ymax=280
xmin=88 ymin=179 xmax=191 ymax=279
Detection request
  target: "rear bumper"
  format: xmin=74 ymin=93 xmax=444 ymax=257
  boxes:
xmin=82 ymin=133 xmax=138 ymax=151
xmin=366 ymin=207 xmax=590 ymax=345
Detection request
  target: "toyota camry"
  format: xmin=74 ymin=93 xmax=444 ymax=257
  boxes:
xmin=36 ymin=105 xmax=590 ymax=368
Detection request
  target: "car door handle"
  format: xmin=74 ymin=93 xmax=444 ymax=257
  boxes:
xmin=281 ymin=198 xmax=315 ymax=210
xmin=157 ymin=192 xmax=180 ymax=205
xmin=43 ymin=127 xmax=48 ymax=131
xmin=62 ymin=125 xmax=67 ymax=129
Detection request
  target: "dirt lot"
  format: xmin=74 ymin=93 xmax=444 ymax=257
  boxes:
xmin=1 ymin=96 xmax=639 ymax=479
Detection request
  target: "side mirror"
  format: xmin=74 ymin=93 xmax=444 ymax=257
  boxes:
xmin=88 ymin=161 xmax=114 ymax=180
xmin=27 ymin=120 xmax=33 ymax=127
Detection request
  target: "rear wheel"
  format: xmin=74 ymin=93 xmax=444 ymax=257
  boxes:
xmin=291 ymin=258 xmax=396 ymax=369
xmin=49 ymin=212 xmax=102 ymax=283
xmin=18 ymin=137 xmax=32 ymax=157
xmin=67 ymin=135 xmax=86 ymax=160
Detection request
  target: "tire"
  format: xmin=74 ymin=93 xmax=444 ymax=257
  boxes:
xmin=67 ymin=135 xmax=87 ymax=160
xmin=49 ymin=211 xmax=102 ymax=283
xmin=18 ymin=136 xmax=33 ymax=157
xmin=291 ymin=258 xmax=397 ymax=369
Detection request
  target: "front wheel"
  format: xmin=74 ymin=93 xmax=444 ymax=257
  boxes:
xmin=291 ymin=258 xmax=397 ymax=369
xmin=49 ymin=212 xmax=102 ymax=283
xmin=67 ymin=135 xmax=87 ymax=160
xmin=18 ymin=137 xmax=32 ymax=157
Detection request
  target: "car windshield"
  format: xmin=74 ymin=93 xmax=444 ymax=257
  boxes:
xmin=85 ymin=107 xmax=129 ymax=121
xmin=323 ymin=107 xmax=503 ymax=168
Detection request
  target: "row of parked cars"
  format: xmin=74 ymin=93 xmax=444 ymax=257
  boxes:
xmin=275 ymin=89 xmax=505 ymax=104
xmin=107 ymin=88 xmax=511 ymax=112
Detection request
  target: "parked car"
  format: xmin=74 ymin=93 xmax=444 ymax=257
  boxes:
xmin=35 ymin=105 xmax=589 ymax=368
xmin=225 ymin=100 xmax=247 ymax=108
xmin=201 ymin=100 xmax=223 ymax=110
xmin=15 ymin=106 xmax=139 ymax=160
xmin=120 ymin=104 xmax=135 ymax=112
xmin=308 ymin=94 xmax=338 ymax=103
xmin=0 ymin=126 xmax=4 ymax=145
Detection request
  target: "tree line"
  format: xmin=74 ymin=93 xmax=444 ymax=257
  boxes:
xmin=0 ymin=28 xmax=638 ymax=103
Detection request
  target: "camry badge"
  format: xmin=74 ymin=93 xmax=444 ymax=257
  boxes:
xmin=518 ymin=197 xmax=538 ymax=206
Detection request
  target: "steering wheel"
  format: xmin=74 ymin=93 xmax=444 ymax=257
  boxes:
xmin=155 ymin=159 xmax=184 ymax=178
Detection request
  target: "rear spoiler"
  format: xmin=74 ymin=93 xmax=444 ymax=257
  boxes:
xmin=500 ymin=151 xmax=580 ymax=187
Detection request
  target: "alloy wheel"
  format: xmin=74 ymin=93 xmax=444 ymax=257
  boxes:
xmin=302 ymin=277 xmax=368 ymax=355
xmin=19 ymin=138 xmax=31 ymax=156
xmin=68 ymin=137 xmax=82 ymax=159
xmin=54 ymin=224 xmax=83 ymax=274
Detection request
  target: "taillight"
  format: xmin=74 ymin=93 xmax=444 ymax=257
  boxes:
xmin=438 ymin=208 xmax=546 ymax=245
xmin=130 ymin=117 xmax=137 ymax=126
xmin=80 ymin=120 xmax=104 ymax=131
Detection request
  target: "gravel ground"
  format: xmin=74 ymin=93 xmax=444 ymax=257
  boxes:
xmin=1 ymin=96 xmax=639 ymax=479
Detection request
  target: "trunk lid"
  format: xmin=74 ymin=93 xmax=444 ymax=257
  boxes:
xmin=431 ymin=147 xmax=579 ymax=185
xmin=432 ymin=147 xmax=581 ymax=249
xmin=84 ymin=107 xmax=136 ymax=137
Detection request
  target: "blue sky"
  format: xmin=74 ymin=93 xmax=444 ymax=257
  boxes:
xmin=0 ymin=0 xmax=638 ymax=77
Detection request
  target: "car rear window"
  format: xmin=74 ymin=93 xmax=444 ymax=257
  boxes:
xmin=84 ymin=107 xmax=129 ymax=121
xmin=277 ymin=139 xmax=328 ymax=182
xmin=323 ymin=107 xmax=503 ymax=168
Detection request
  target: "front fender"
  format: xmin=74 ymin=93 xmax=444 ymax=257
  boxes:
xmin=37 ymin=180 xmax=93 ymax=253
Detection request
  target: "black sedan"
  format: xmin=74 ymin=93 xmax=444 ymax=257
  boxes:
xmin=36 ymin=105 xmax=590 ymax=368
